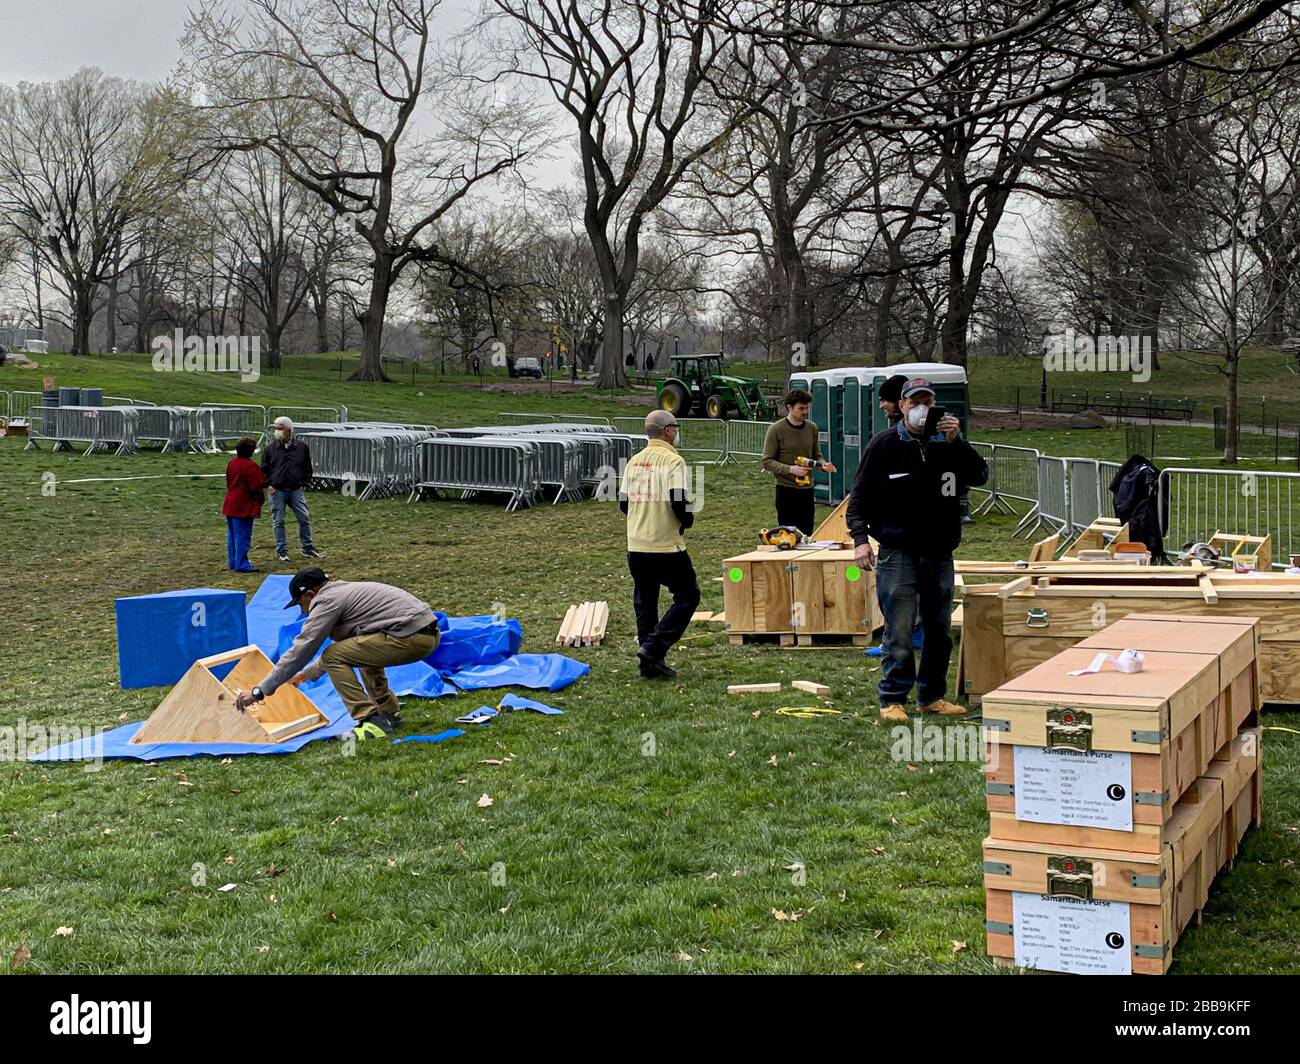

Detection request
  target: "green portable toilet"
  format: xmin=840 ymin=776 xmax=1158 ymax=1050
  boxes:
xmin=861 ymin=362 xmax=970 ymax=439
xmin=808 ymin=374 xmax=834 ymax=502
xmin=823 ymin=369 xmax=864 ymax=502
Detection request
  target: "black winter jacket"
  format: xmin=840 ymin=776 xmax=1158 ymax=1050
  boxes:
xmin=846 ymin=422 xmax=989 ymax=556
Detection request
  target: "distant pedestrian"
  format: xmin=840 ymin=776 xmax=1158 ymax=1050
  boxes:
xmin=262 ymin=417 xmax=323 ymax=564
xmin=645 ymin=352 xmax=655 ymax=373
xmin=471 ymin=354 xmax=482 ymax=377
xmin=223 ymin=437 xmax=265 ymax=572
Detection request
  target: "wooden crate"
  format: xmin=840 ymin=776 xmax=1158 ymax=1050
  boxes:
xmin=982 ymin=615 xmax=1259 ymax=853
xmin=984 ymin=775 xmax=1223 ymax=975
xmin=1204 ymin=725 xmax=1263 ymax=870
xmin=722 ymin=546 xmax=881 ymax=640
xmin=985 ymin=725 xmax=1262 ymax=975
xmin=960 ymin=570 xmax=1300 ymax=701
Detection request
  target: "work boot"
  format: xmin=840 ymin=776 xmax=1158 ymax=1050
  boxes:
xmin=356 ymin=711 xmax=399 ymax=738
xmin=879 ymin=703 xmax=908 ymax=723
xmin=640 ymin=658 xmax=677 ymax=679
xmin=919 ymin=698 xmax=967 ymax=717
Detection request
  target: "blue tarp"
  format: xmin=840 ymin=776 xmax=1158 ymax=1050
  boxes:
xmin=450 ymin=654 xmax=590 ymax=692
xmin=34 ymin=576 xmax=587 ymax=763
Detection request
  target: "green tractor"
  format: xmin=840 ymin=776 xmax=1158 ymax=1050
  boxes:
xmin=655 ymin=354 xmax=777 ymax=420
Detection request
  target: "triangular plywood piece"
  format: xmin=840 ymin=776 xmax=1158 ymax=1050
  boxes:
xmin=131 ymin=645 xmax=329 ymax=744
xmin=812 ymin=499 xmax=851 ymax=544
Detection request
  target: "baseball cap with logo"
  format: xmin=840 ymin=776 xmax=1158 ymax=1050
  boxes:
xmin=285 ymin=568 xmax=329 ymax=609
xmin=901 ymin=378 xmax=936 ymax=399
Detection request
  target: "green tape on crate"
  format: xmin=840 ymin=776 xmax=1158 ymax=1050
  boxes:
xmin=846 ymin=566 xmax=862 ymax=582
xmin=728 ymin=567 xmax=744 ymax=583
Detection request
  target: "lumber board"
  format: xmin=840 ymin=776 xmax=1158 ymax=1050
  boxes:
xmin=727 ymin=682 xmax=782 ymax=694
xmin=811 ymin=498 xmax=851 ymax=544
xmin=792 ymin=680 xmax=830 ymax=695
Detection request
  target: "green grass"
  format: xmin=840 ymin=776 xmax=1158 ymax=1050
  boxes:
xmin=1 ymin=356 xmax=1298 ymax=974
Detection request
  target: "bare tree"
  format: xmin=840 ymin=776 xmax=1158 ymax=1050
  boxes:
xmin=0 ymin=69 xmax=178 ymax=355
xmin=484 ymin=0 xmax=771 ymax=388
xmin=184 ymin=0 xmax=546 ymax=380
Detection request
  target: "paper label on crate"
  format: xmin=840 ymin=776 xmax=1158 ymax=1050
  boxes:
xmin=1014 ymin=746 xmax=1133 ymax=832
xmin=1012 ymin=892 xmax=1132 ymax=976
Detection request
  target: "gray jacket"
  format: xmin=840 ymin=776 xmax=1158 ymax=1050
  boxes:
xmin=262 ymin=580 xmax=435 ymax=694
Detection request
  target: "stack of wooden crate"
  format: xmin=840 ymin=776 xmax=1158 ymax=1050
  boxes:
xmin=980 ymin=613 xmax=1263 ymax=974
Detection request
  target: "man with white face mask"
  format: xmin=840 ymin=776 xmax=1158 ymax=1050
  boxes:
xmin=844 ymin=379 xmax=988 ymax=723
xmin=262 ymin=417 xmax=323 ymax=564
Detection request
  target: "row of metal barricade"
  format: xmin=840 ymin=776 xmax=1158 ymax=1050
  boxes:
xmin=969 ymin=443 xmax=1121 ymax=537
xmin=291 ymin=421 xmax=650 ymax=511
xmin=13 ymin=397 xmax=347 ymax=455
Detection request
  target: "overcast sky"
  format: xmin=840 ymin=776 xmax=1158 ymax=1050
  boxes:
xmin=0 ymin=1 xmax=190 ymax=85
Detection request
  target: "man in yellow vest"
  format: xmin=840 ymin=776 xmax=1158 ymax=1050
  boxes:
xmin=619 ymin=410 xmax=701 ymax=679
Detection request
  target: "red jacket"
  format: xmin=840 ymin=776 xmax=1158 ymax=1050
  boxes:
xmin=223 ymin=456 xmax=266 ymax=518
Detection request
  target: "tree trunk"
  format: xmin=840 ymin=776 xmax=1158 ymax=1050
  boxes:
xmin=873 ymin=273 xmax=900 ymax=367
xmin=1224 ymin=353 xmax=1240 ymax=464
xmin=354 ymin=253 xmax=394 ymax=381
xmin=72 ymin=287 xmax=94 ymax=356
xmin=597 ymin=289 xmax=626 ymax=388
xmin=106 ymin=276 xmax=117 ymax=353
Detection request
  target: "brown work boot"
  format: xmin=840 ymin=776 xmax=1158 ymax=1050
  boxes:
xmin=879 ymin=703 xmax=909 ymax=723
xmin=919 ymin=698 xmax=967 ymax=717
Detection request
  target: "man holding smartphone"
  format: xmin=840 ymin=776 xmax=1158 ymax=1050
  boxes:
xmin=845 ymin=379 xmax=988 ymax=722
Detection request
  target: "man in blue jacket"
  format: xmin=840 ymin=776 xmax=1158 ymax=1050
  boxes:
xmin=845 ymin=379 xmax=988 ymax=722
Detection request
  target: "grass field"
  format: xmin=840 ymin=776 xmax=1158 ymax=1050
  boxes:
xmin=1 ymin=354 xmax=1298 ymax=974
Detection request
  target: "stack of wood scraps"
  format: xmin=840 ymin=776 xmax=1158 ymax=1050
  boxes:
xmin=556 ymin=601 xmax=609 ymax=647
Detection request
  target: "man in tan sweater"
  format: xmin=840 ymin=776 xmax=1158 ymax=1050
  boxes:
xmin=761 ymin=388 xmax=837 ymax=536
xmin=234 ymin=569 xmax=441 ymax=737
xmin=619 ymin=410 xmax=700 ymax=679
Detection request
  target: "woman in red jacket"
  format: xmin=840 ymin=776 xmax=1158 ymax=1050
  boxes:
xmin=223 ymin=437 xmax=266 ymax=572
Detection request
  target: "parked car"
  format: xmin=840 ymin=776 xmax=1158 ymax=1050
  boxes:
xmin=512 ymin=357 xmax=543 ymax=379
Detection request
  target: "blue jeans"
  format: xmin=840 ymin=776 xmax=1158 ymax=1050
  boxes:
xmin=874 ymin=548 xmax=954 ymax=705
xmin=226 ymin=516 xmax=255 ymax=571
xmin=270 ymin=488 xmax=315 ymax=554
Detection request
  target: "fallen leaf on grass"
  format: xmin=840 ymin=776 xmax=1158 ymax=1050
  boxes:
xmin=672 ymin=951 xmax=693 ymax=962
xmin=220 ymin=758 xmax=233 ymax=766
xmin=479 ymin=759 xmax=505 ymax=766
xmin=751 ymin=710 xmax=761 ymax=719
xmin=704 ymin=872 xmax=719 ymax=880
xmin=783 ymin=863 xmax=804 ymax=873
xmin=872 ymin=847 xmax=886 ymax=855
xmin=853 ymin=961 xmax=865 ymax=971
xmin=260 ymin=864 xmax=286 ymax=878
xmin=386 ymin=859 xmax=397 ymax=868
xmin=771 ymin=909 xmax=803 ymax=922
xmin=498 ymin=906 xmax=510 ymax=915
xmin=224 ymin=855 xmax=234 ymax=864
xmin=10 ymin=944 xmax=31 ymax=969
xmin=218 ymin=883 xmax=237 ymax=893
xmin=53 ymin=927 xmax=74 ymax=938
xmin=952 ymin=941 xmax=968 ymax=954
xmin=767 ymin=755 xmax=779 ymax=767
xmin=906 ymin=764 xmax=918 ymax=772
xmin=257 ymin=945 xmax=269 ymax=954
xmin=477 ymin=794 xmax=494 ymax=808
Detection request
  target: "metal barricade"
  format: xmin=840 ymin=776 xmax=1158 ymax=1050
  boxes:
xmin=269 ymin=405 xmax=343 ymax=424
xmin=1098 ymin=461 xmax=1121 ymax=519
xmin=496 ymin=412 xmax=556 ymax=424
xmin=410 ymin=437 xmax=540 ymax=512
xmin=1160 ymin=467 xmax=1300 ymax=567
xmin=613 ymin=416 xmax=646 ymax=436
xmin=1067 ymin=458 xmax=1102 ymax=533
xmin=0 ymin=390 xmax=9 ymax=426
xmin=26 ymin=406 xmax=139 ymax=456
xmin=197 ymin=404 xmax=268 ymax=451
xmin=7 ymin=391 xmax=45 ymax=425
xmin=103 ymin=395 xmax=156 ymax=407
xmin=974 ymin=444 xmax=1040 ymax=516
xmin=1015 ymin=455 xmax=1069 ymax=537
xmin=299 ymin=429 xmax=433 ymax=500
xmin=529 ymin=437 xmax=583 ymax=503
xmin=727 ymin=419 xmax=769 ymax=460
xmin=676 ymin=418 xmax=728 ymax=465
xmin=134 ymin=406 xmax=198 ymax=453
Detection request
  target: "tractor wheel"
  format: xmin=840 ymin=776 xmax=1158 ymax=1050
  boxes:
xmin=705 ymin=393 xmax=729 ymax=420
xmin=660 ymin=381 xmax=691 ymax=416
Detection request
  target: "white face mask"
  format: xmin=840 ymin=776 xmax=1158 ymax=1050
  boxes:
xmin=906 ymin=405 xmax=929 ymax=430
xmin=274 ymin=429 xmax=288 ymax=442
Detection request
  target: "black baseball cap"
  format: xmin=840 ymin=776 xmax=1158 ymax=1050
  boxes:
xmin=878 ymin=374 xmax=909 ymax=403
xmin=285 ymin=568 xmax=329 ymax=609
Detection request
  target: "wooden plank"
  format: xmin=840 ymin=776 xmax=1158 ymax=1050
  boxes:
xmin=727 ymin=682 xmax=782 ymax=694
xmin=1029 ymin=532 xmax=1060 ymax=563
xmin=556 ymin=604 xmax=577 ymax=645
xmin=811 ymin=498 xmax=850 ymax=543
xmin=960 ymin=592 xmax=1008 ymax=695
xmin=1200 ymin=575 xmax=1218 ymax=605
xmin=792 ymin=680 xmax=830 ymax=695
xmin=997 ymin=577 xmax=1032 ymax=599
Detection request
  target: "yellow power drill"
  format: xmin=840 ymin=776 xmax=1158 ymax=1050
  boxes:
xmin=792 ymin=456 xmax=824 ymax=487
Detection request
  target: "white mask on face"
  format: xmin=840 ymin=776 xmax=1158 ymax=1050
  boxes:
xmin=906 ymin=405 xmax=929 ymax=430
xmin=274 ymin=429 xmax=288 ymax=441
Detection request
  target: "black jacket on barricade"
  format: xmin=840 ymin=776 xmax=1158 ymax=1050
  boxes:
xmin=846 ymin=421 xmax=989 ymax=557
